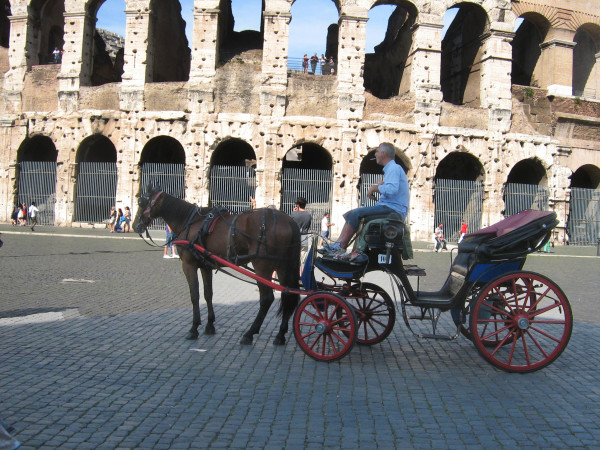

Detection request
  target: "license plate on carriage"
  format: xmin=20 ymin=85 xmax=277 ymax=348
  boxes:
xmin=378 ymin=254 xmax=391 ymax=264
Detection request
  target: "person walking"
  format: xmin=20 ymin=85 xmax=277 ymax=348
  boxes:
xmin=290 ymin=196 xmax=312 ymax=267
xmin=302 ymin=54 xmax=309 ymax=74
xmin=108 ymin=206 xmax=117 ymax=232
xmin=164 ymin=224 xmax=179 ymax=259
xmin=122 ymin=206 xmax=132 ymax=232
xmin=28 ymin=201 xmax=39 ymax=231
xmin=458 ymin=221 xmax=468 ymax=243
xmin=320 ymin=212 xmax=334 ymax=246
xmin=434 ymin=223 xmax=448 ymax=252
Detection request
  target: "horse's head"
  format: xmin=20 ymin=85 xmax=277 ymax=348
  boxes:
xmin=133 ymin=184 xmax=163 ymax=234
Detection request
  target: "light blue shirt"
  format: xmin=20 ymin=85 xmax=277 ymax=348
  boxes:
xmin=378 ymin=160 xmax=409 ymax=218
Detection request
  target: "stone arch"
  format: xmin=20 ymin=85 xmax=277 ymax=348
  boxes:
xmin=29 ymin=0 xmax=65 ymax=65
xmin=140 ymin=136 xmax=186 ymax=165
xmin=210 ymin=137 xmax=257 ymax=167
xmin=503 ymin=157 xmax=549 ymax=216
xmin=570 ymin=164 xmax=600 ymax=189
xmin=17 ymin=135 xmax=58 ymax=162
xmin=573 ymin=23 xmax=600 ymax=98
xmin=512 ymin=12 xmax=551 ymax=87
xmin=363 ymin=1 xmax=418 ymax=99
xmin=433 ymin=151 xmax=485 ymax=238
xmin=149 ymin=0 xmax=190 ymax=82
xmin=217 ymin=0 xmax=265 ymax=65
xmin=1 ymin=0 xmax=10 ymax=49
xmin=76 ymin=134 xmax=117 ymax=163
xmin=281 ymin=142 xmax=333 ymax=228
xmin=440 ymin=2 xmax=489 ymax=106
xmin=506 ymin=157 xmax=548 ymax=186
xmin=87 ymin=0 xmax=125 ymax=86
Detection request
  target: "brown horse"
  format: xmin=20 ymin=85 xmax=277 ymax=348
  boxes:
xmin=132 ymin=185 xmax=301 ymax=345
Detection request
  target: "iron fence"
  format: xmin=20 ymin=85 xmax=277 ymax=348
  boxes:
xmin=140 ymin=163 xmax=186 ymax=230
xmin=568 ymin=187 xmax=600 ymax=246
xmin=74 ymin=162 xmax=118 ymax=224
xmin=358 ymin=173 xmax=382 ymax=208
xmin=17 ymin=161 xmax=57 ymax=226
xmin=281 ymin=168 xmax=333 ymax=234
xmin=209 ymin=165 xmax=256 ymax=214
xmin=434 ymin=179 xmax=483 ymax=242
xmin=287 ymin=57 xmax=336 ymax=75
xmin=504 ymin=182 xmax=549 ymax=217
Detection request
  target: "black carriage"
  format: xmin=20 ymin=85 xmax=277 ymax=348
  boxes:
xmin=293 ymin=209 xmax=573 ymax=372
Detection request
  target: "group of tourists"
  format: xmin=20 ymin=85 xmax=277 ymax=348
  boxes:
xmin=108 ymin=206 xmax=132 ymax=232
xmin=302 ymin=53 xmax=336 ymax=75
xmin=10 ymin=202 xmax=39 ymax=231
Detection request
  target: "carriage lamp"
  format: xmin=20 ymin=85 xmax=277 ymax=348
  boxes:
xmin=383 ymin=224 xmax=399 ymax=240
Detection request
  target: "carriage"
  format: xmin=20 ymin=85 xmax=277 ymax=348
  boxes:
xmin=134 ymin=188 xmax=572 ymax=373
xmin=293 ymin=209 xmax=572 ymax=372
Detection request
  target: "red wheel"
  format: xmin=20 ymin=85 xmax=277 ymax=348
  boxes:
xmin=293 ymin=292 xmax=357 ymax=361
xmin=462 ymin=286 xmax=515 ymax=348
xmin=470 ymin=271 xmax=572 ymax=373
xmin=346 ymin=282 xmax=395 ymax=346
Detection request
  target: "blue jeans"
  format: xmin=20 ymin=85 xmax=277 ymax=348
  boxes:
xmin=343 ymin=204 xmax=400 ymax=230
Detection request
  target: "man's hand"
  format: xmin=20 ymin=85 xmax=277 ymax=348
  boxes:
xmin=367 ymin=181 xmax=383 ymax=200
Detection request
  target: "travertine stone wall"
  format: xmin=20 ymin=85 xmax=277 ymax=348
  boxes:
xmin=0 ymin=0 xmax=599 ymax=244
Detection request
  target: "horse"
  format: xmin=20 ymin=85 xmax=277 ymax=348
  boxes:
xmin=132 ymin=185 xmax=301 ymax=346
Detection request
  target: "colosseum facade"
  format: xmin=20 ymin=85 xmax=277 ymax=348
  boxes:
xmin=1 ymin=0 xmax=599 ymax=244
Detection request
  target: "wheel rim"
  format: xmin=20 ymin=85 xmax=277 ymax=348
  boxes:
xmin=294 ymin=292 xmax=357 ymax=361
xmin=470 ymin=272 xmax=572 ymax=373
xmin=347 ymin=283 xmax=395 ymax=345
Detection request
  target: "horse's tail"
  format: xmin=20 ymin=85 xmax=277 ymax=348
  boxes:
xmin=278 ymin=216 xmax=301 ymax=317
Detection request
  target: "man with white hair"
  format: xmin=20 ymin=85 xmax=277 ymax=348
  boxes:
xmin=321 ymin=142 xmax=409 ymax=255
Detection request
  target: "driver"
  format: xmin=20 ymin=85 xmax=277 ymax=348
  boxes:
xmin=321 ymin=142 xmax=409 ymax=256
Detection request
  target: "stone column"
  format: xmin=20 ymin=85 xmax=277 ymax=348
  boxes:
xmin=536 ymin=39 xmax=576 ymax=97
xmin=336 ymin=14 xmax=368 ymax=121
xmin=260 ymin=11 xmax=291 ymax=118
xmin=188 ymin=5 xmax=219 ymax=115
xmin=479 ymin=24 xmax=514 ymax=132
xmin=120 ymin=1 xmax=153 ymax=111
xmin=57 ymin=10 xmax=94 ymax=112
xmin=2 ymin=13 xmax=29 ymax=113
xmin=593 ymin=52 xmax=600 ymax=99
xmin=409 ymin=14 xmax=443 ymax=128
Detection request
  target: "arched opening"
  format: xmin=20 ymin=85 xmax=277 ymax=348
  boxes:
xmin=511 ymin=13 xmax=550 ymax=87
xmin=139 ymin=136 xmax=186 ymax=228
xmin=433 ymin=151 xmax=484 ymax=241
xmin=281 ymin=143 xmax=333 ymax=233
xmin=149 ymin=0 xmax=190 ymax=82
xmin=288 ymin=0 xmax=339 ymax=74
xmin=363 ymin=1 xmax=417 ymax=99
xmin=573 ymin=24 xmax=600 ymax=98
xmin=74 ymin=135 xmax=118 ymax=223
xmin=568 ymin=164 xmax=600 ymax=245
xmin=30 ymin=0 xmax=65 ymax=65
xmin=218 ymin=0 xmax=264 ymax=65
xmin=209 ymin=138 xmax=257 ymax=213
xmin=358 ymin=145 xmax=409 ymax=207
xmin=440 ymin=3 xmax=488 ymax=106
xmin=503 ymin=158 xmax=549 ymax=216
xmin=15 ymin=135 xmax=58 ymax=226
xmin=90 ymin=0 xmax=125 ymax=86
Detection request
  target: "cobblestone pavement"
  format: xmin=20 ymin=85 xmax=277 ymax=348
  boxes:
xmin=1 ymin=225 xmax=599 ymax=449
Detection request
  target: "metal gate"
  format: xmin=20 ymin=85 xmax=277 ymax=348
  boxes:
xmin=568 ymin=187 xmax=600 ymax=245
xmin=209 ymin=165 xmax=256 ymax=214
xmin=140 ymin=163 xmax=186 ymax=230
xmin=281 ymin=168 xmax=333 ymax=234
xmin=504 ymin=183 xmax=549 ymax=217
xmin=17 ymin=161 xmax=57 ymax=226
xmin=434 ymin=179 xmax=483 ymax=242
xmin=358 ymin=173 xmax=381 ymax=207
xmin=74 ymin=162 xmax=118 ymax=223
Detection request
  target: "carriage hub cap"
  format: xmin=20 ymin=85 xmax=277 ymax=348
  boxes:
xmin=314 ymin=322 xmax=327 ymax=334
xmin=517 ymin=317 xmax=530 ymax=330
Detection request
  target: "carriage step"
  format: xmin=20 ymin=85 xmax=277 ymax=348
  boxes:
xmin=404 ymin=265 xmax=426 ymax=276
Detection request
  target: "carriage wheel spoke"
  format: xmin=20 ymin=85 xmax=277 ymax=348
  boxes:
xmin=524 ymin=329 xmax=549 ymax=358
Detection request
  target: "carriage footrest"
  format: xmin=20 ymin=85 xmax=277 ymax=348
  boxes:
xmin=404 ymin=265 xmax=426 ymax=276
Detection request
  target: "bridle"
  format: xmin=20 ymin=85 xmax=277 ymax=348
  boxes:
xmin=136 ymin=189 xmax=164 ymax=247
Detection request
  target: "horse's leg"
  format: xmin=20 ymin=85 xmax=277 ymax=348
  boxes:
xmin=241 ymin=277 xmax=275 ymax=345
xmin=182 ymin=261 xmax=201 ymax=340
xmin=273 ymin=267 xmax=300 ymax=346
xmin=200 ymin=267 xmax=216 ymax=335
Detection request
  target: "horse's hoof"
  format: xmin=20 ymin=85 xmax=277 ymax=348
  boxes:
xmin=240 ymin=335 xmax=253 ymax=345
xmin=273 ymin=336 xmax=285 ymax=346
xmin=204 ymin=325 xmax=215 ymax=335
xmin=186 ymin=331 xmax=199 ymax=340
